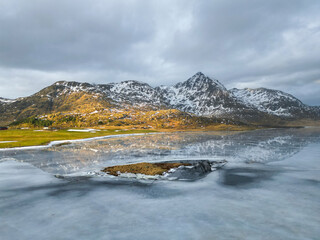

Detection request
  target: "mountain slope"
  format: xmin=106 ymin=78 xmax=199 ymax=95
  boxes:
xmin=0 ymin=82 xmax=113 ymax=125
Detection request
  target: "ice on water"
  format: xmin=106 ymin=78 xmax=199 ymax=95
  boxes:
xmin=1 ymin=128 xmax=320 ymax=240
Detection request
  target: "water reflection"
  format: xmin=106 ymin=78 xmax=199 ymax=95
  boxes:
xmin=1 ymin=128 xmax=320 ymax=174
xmin=219 ymin=165 xmax=281 ymax=187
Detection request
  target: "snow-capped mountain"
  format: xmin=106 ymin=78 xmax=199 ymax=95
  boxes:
xmin=0 ymin=72 xmax=319 ymax=126
xmin=157 ymin=72 xmax=239 ymax=116
xmin=230 ymin=88 xmax=318 ymax=118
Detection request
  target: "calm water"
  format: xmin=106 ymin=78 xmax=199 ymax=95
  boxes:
xmin=1 ymin=128 xmax=320 ymax=240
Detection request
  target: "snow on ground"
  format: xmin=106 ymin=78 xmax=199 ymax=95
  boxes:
xmin=67 ymin=129 xmax=99 ymax=132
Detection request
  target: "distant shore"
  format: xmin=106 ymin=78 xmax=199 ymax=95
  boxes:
xmin=0 ymin=129 xmax=156 ymax=149
xmin=0 ymin=124 xmax=262 ymax=149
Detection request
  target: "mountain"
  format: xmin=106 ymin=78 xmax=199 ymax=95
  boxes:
xmin=158 ymin=72 xmax=235 ymax=115
xmin=0 ymin=72 xmax=319 ymax=127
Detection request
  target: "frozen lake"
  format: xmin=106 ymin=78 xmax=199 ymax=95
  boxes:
xmin=1 ymin=128 xmax=320 ymax=240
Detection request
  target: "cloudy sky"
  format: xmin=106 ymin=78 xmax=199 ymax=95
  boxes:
xmin=0 ymin=0 xmax=319 ymax=105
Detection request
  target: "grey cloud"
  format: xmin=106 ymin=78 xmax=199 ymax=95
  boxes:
xmin=0 ymin=0 xmax=155 ymax=71
xmin=164 ymin=0 xmax=320 ymax=74
xmin=0 ymin=0 xmax=319 ymax=105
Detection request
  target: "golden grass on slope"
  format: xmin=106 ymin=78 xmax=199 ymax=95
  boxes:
xmin=0 ymin=129 xmax=154 ymax=148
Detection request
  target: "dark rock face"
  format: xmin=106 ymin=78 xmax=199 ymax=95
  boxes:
xmin=1 ymin=72 xmax=319 ymax=126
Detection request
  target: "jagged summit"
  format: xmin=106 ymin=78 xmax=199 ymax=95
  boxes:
xmin=178 ymin=72 xmax=226 ymax=91
xmin=158 ymin=72 xmax=234 ymax=116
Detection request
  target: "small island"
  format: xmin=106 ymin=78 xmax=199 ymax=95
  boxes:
xmin=101 ymin=160 xmax=227 ymax=180
xmin=102 ymin=162 xmax=192 ymax=176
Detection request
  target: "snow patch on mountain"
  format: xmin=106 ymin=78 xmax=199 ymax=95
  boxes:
xmin=54 ymin=81 xmax=101 ymax=96
xmin=105 ymin=80 xmax=162 ymax=105
xmin=0 ymin=97 xmax=16 ymax=104
xmin=230 ymin=88 xmax=307 ymax=117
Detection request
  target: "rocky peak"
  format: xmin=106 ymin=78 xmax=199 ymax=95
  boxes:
xmin=176 ymin=72 xmax=227 ymax=91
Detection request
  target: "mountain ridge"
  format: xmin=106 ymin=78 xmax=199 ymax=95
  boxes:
xmin=1 ymin=72 xmax=319 ymax=127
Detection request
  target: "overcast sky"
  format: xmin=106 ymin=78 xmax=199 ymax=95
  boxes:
xmin=0 ymin=0 xmax=319 ymax=105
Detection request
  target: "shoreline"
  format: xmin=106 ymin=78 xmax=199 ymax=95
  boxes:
xmin=1 ymin=125 xmax=312 ymax=151
xmin=0 ymin=132 xmax=161 ymax=151
xmin=0 ymin=125 xmax=257 ymax=150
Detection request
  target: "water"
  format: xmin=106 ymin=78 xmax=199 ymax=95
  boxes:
xmin=1 ymin=128 xmax=319 ymax=240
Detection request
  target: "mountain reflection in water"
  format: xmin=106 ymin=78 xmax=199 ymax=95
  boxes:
xmin=1 ymin=128 xmax=320 ymax=175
